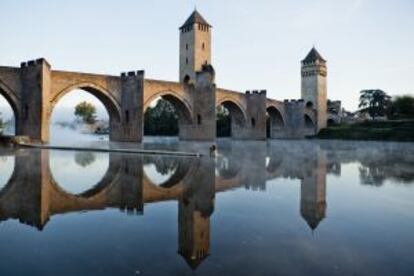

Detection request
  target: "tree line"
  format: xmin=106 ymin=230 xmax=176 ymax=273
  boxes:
xmin=359 ymin=90 xmax=414 ymax=119
xmin=71 ymin=91 xmax=413 ymax=137
xmin=72 ymin=99 xmax=232 ymax=136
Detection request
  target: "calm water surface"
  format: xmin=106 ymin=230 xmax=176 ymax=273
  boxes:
xmin=0 ymin=139 xmax=413 ymax=276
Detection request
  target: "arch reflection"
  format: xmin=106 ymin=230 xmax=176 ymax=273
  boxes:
xmin=49 ymin=150 xmax=109 ymax=195
xmin=0 ymin=154 xmax=14 ymax=190
xmin=0 ymin=141 xmax=412 ymax=270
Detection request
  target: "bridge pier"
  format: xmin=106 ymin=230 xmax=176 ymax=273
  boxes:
xmin=234 ymin=90 xmax=267 ymax=140
xmin=282 ymin=100 xmax=307 ymax=138
xmin=180 ymin=65 xmax=216 ymax=141
xmin=19 ymin=59 xmax=52 ymax=142
xmin=111 ymin=71 xmax=144 ymax=142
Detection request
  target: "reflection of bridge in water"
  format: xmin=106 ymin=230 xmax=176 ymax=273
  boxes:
xmin=2 ymin=141 xmax=412 ymax=269
xmin=0 ymin=142 xmax=335 ymax=269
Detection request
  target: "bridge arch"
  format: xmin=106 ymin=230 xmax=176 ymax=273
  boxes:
xmin=266 ymin=106 xmax=285 ymax=138
xmin=216 ymin=98 xmax=247 ymax=137
xmin=144 ymin=90 xmax=193 ymax=125
xmin=50 ymin=82 xmax=122 ymax=123
xmin=304 ymin=113 xmax=315 ymax=129
xmin=0 ymin=81 xmax=20 ymax=133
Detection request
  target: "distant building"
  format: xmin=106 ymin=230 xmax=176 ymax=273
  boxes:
xmin=327 ymin=100 xmax=343 ymax=125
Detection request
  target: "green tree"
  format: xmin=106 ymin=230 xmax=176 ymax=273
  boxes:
xmin=392 ymin=95 xmax=414 ymax=119
xmin=75 ymin=101 xmax=97 ymax=124
xmin=359 ymin=89 xmax=391 ymax=119
xmin=144 ymin=99 xmax=179 ymax=136
xmin=216 ymin=106 xmax=231 ymax=137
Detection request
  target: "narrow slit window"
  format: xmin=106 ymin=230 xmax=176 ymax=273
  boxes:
xmin=125 ymin=110 xmax=130 ymax=123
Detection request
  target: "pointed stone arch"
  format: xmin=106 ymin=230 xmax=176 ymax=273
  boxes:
xmin=266 ymin=105 xmax=285 ymax=139
xmin=144 ymin=91 xmax=193 ymax=122
xmin=0 ymin=81 xmax=21 ymax=133
xmin=50 ymin=82 xmax=122 ymax=122
xmin=304 ymin=114 xmax=315 ymax=129
xmin=216 ymin=98 xmax=248 ymax=138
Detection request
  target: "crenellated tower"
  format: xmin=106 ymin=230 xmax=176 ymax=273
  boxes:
xmin=301 ymin=47 xmax=327 ymax=132
xmin=179 ymin=10 xmax=212 ymax=84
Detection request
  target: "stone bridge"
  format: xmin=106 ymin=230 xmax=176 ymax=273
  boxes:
xmin=0 ymin=59 xmax=318 ymax=143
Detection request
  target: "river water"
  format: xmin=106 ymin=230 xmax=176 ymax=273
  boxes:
xmin=0 ymin=138 xmax=413 ymax=275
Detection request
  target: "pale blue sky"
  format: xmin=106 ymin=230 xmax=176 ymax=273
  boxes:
xmin=0 ymin=0 xmax=413 ymax=117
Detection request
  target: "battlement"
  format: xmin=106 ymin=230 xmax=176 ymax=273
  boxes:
xmin=301 ymin=59 xmax=326 ymax=66
xmin=284 ymin=99 xmax=305 ymax=108
xmin=20 ymin=58 xmax=50 ymax=68
xmin=121 ymin=70 xmax=145 ymax=79
xmin=245 ymin=90 xmax=267 ymax=96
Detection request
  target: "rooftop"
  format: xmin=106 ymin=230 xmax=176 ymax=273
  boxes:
xmin=180 ymin=10 xmax=212 ymax=30
xmin=302 ymin=47 xmax=326 ymax=64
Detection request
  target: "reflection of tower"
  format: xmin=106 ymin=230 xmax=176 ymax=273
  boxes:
xmin=300 ymin=150 xmax=327 ymax=231
xmin=178 ymin=157 xmax=215 ymax=270
xmin=0 ymin=150 xmax=51 ymax=230
xmin=115 ymin=154 xmax=144 ymax=214
xmin=179 ymin=9 xmax=212 ymax=83
xmin=243 ymin=142 xmax=267 ymax=191
xmin=178 ymin=199 xmax=211 ymax=269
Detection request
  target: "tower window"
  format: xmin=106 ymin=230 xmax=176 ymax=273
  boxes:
xmin=251 ymin=118 xmax=256 ymax=128
xmin=184 ymin=75 xmax=190 ymax=84
xmin=186 ymin=44 xmax=188 ymax=50
xmin=306 ymin=101 xmax=314 ymax=109
xmin=197 ymin=114 xmax=202 ymax=125
xmin=186 ymin=58 xmax=188 ymax=65
xmin=202 ymin=43 xmax=205 ymax=50
xmin=125 ymin=110 xmax=130 ymax=123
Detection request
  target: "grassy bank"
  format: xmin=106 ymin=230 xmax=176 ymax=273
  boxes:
xmin=316 ymin=120 xmax=414 ymax=142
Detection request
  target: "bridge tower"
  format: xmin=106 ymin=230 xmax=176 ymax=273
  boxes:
xmin=20 ymin=58 xmax=52 ymax=141
xmin=179 ymin=10 xmax=212 ymax=84
xmin=301 ymin=47 xmax=327 ymax=132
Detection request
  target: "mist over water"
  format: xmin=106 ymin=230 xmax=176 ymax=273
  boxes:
xmin=49 ymin=124 xmax=109 ymax=146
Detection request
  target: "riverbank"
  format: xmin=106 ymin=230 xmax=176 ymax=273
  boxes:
xmin=316 ymin=120 xmax=414 ymax=142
